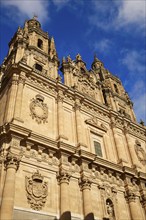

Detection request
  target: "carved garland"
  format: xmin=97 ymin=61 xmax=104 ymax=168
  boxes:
xmin=30 ymin=94 xmax=48 ymax=124
xmin=25 ymin=170 xmax=48 ymax=210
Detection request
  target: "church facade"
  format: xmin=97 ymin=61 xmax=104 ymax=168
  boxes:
xmin=0 ymin=17 xmax=146 ymax=220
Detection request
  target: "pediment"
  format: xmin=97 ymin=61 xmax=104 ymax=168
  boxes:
xmin=85 ymin=117 xmax=107 ymax=132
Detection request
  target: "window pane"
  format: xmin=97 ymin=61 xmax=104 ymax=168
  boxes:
xmin=94 ymin=141 xmax=102 ymax=157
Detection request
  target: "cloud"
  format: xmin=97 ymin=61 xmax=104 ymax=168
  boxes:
xmin=93 ymin=39 xmax=112 ymax=54
xmin=1 ymin=0 xmax=49 ymax=24
xmin=89 ymin=0 xmax=146 ymax=31
xmin=52 ymin=0 xmax=70 ymax=10
xmin=117 ymin=0 xmax=146 ymax=28
xmin=121 ymin=50 xmax=146 ymax=76
xmin=129 ymin=80 xmax=146 ymax=123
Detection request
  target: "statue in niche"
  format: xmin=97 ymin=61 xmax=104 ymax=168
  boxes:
xmin=106 ymin=199 xmax=115 ymax=219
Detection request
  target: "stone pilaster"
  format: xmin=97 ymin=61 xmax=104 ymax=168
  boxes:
xmin=57 ymin=169 xmax=71 ymax=219
xmin=57 ymin=90 xmax=67 ymax=141
xmin=14 ymin=72 xmax=26 ymax=121
xmin=74 ymin=99 xmax=83 ymax=146
xmin=125 ymin=190 xmax=143 ymax=220
xmin=79 ymin=176 xmax=94 ymax=220
xmin=111 ymin=122 xmax=127 ymax=164
xmin=124 ymin=129 xmax=140 ymax=168
xmin=4 ymin=74 xmax=19 ymax=123
xmin=0 ymin=152 xmax=21 ymax=220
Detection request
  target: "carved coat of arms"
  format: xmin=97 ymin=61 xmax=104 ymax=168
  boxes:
xmin=25 ymin=170 xmax=48 ymax=210
xmin=30 ymin=94 xmax=48 ymax=124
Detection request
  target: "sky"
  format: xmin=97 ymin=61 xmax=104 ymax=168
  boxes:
xmin=0 ymin=0 xmax=146 ymax=123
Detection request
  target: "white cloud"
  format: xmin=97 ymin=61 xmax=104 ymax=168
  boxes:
xmin=93 ymin=39 xmax=112 ymax=54
xmin=129 ymin=80 xmax=146 ymax=123
xmin=117 ymin=0 xmax=146 ymax=28
xmin=121 ymin=50 xmax=146 ymax=75
xmin=89 ymin=0 xmax=146 ymax=31
xmin=52 ymin=0 xmax=70 ymax=10
xmin=1 ymin=0 xmax=49 ymax=24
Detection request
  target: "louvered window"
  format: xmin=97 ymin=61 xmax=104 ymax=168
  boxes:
xmin=94 ymin=141 xmax=102 ymax=157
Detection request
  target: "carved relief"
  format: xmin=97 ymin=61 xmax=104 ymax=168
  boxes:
xmin=85 ymin=117 xmax=107 ymax=132
xmin=25 ymin=170 xmax=48 ymax=210
xmin=30 ymin=94 xmax=48 ymax=124
xmin=135 ymin=140 xmax=146 ymax=165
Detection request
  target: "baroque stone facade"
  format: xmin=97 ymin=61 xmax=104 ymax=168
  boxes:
xmin=0 ymin=17 xmax=146 ymax=220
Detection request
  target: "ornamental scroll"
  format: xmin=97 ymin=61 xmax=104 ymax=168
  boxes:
xmin=29 ymin=94 xmax=48 ymax=124
xmin=25 ymin=170 xmax=48 ymax=210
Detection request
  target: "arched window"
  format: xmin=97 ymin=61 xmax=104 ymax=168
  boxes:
xmin=114 ymin=84 xmax=119 ymax=94
xmin=37 ymin=39 xmax=43 ymax=49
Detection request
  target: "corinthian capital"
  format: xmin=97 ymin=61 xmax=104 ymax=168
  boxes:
xmin=4 ymin=152 xmax=22 ymax=170
xmin=79 ymin=176 xmax=92 ymax=190
xmin=57 ymin=169 xmax=71 ymax=184
xmin=125 ymin=189 xmax=136 ymax=203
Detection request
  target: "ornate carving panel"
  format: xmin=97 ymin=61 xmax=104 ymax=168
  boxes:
xmin=25 ymin=170 xmax=48 ymax=210
xmin=29 ymin=94 xmax=48 ymax=124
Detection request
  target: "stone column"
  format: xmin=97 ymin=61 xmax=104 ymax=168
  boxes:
xmin=126 ymin=191 xmax=143 ymax=220
xmin=74 ymin=99 xmax=83 ymax=145
xmin=14 ymin=72 xmax=26 ymax=120
xmin=57 ymin=170 xmax=71 ymax=220
xmin=0 ymin=152 xmax=21 ymax=220
xmin=4 ymin=74 xmax=19 ymax=123
xmin=79 ymin=177 xmax=94 ymax=220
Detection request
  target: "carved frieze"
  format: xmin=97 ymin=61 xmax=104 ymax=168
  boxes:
xmin=30 ymin=94 xmax=48 ymax=124
xmin=25 ymin=170 xmax=48 ymax=210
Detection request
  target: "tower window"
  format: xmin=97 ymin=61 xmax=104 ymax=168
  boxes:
xmin=37 ymin=39 xmax=43 ymax=49
xmin=114 ymin=84 xmax=119 ymax=93
xmin=35 ymin=63 xmax=42 ymax=72
xmin=94 ymin=141 xmax=102 ymax=157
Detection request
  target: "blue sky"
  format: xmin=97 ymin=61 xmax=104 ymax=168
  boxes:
xmin=0 ymin=0 xmax=146 ymax=123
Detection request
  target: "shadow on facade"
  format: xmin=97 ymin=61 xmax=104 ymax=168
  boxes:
xmin=84 ymin=212 xmax=94 ymax=220
xmin=60 ymin=211 xmax=71 ymax=220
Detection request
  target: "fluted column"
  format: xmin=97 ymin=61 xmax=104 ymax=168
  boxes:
xmin=14 ymin=72 xmax=26 ymax=120
xmin=0 ymin=152 xmax=21 ymax=220
xmin=74 ymin=99 xmax=83 ymax=145
xmin=79 ymin=177 xmax=93 ymax=220
xmin=126 ymin=190 xmax=143 ymax=220
xmin=57 ymin=170 xmax=71 ymax=220
xmin=4 ymin=74 xmax=19 ymax=123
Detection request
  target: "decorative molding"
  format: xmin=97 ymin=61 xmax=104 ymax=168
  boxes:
xmin=4 ymin=151 xmax=22 ymax=170
xmin=85 ymin=117 xmax=107 ymax=132
xmin=25 ymin=170 xmax=48 ymax=210
xmin=135 ymin=140 xmax=146 ymax=165
xmin=30 ymin=94 xmax=48 ymax=124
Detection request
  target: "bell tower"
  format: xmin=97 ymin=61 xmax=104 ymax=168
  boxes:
xmin=4 ymin=16 xmax=59 ymax=79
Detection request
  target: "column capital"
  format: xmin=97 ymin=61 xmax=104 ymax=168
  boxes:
xmin=125 ymin=189 xmax=136 ymax=203
xmin=4 ymin=152 xmax=22 ymax=170
xmin=57 ymin=170 xmax=71 ymax=184
xmin=79 ymin=176 xmax=92 ymax=191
